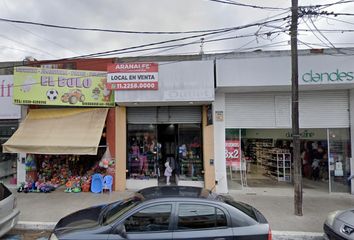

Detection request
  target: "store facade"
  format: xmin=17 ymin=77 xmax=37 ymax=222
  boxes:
xmin=110 ymin=60 xmax=215 ymax=191
xmin=213 ymin=50 xmax=354 ymax=194
xmin=3 ymin=66 xmax=116 ymax=192
xmin=0 ymin=75 xmax=22 ymax=183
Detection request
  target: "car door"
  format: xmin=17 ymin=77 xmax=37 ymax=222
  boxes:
xmin=172 ymin=202 xmax=233 ymax=240
xmin=108 ymin=203 xmax=173 ymax=240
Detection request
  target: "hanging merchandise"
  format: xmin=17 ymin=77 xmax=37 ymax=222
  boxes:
xmin=99 ymin=147 xmax=112 ymax=169
xmin=25 ymin=154 xmax=36 ymax=171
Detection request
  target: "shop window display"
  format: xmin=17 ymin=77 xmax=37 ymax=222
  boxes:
xmin=178 ymin=124 xmax=203 ymax=181
xmin=226 ymin=128 xmax=352 ymax=193
xmin=127 ymin=125 xmax=158 ymax=180
xmin=127 ymin=124 xmax=203 ymax=182
xmin=18 ymin=148 xmax=115 ymax=193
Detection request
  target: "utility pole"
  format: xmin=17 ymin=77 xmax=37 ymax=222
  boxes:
xmin=291 ymin=0 xmax=302 ymax=216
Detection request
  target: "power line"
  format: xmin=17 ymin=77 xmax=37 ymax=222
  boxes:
xmin=206 ymin=0 xmax=288 ymax=10
xmin=0 ymin=17 xmax=242 ymax=35
xmin=309 ymin=17 xmax=339 ymax=51
xmin=0 ymin=1 xmax=80 ymax=56
xmin=0 ymin=34 xmax=58 ymax=58
xmin=62 ymin=15 xmax=291 ymax=59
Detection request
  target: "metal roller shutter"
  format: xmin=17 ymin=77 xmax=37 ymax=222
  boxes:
xmin=299 ymin=91 xmax=349 ymax=128
xmin=127 ymin=106 xmax=202 ymax=124
xmin=225 ymin=93 xmax=277 ymax=128
xmin=225 ymin=90 xmax=349 ymax=129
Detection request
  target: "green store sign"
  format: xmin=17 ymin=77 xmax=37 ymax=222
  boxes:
xmin=302 ymin=69 xmax=354 ymax=83
xmin=286 ymin=130 xmax=314 ymax=138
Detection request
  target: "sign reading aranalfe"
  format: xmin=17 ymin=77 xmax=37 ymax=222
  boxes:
xmin=106 ymin=62 xmax=158 ymax=90
xmin=13 ymin=67 xmax=114 ymax=107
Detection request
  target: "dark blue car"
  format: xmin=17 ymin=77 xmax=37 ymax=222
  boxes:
xmin=49 ymin=186 xmax=271 ymax=240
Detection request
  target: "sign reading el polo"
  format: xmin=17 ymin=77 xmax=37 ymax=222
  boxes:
xmin=13 ymin=67 xmax=114 ymax=106
xmin=106 ymin=62 xmax=158 ymax=90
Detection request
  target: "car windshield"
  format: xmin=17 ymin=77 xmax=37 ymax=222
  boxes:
xmin=101 ymin=193 xmax=144 ymax=225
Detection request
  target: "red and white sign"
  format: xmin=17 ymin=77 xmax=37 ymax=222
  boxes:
xmin=225 ymin=140 xmax=241 ymax=168
xmin=107 ymin=62 xmax=158 ymax=90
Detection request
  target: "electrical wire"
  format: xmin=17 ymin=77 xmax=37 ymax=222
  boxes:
xmin=0 ymin=1 xmax=80 ymax=56
xmin=0 ymin=34 xmax=59 ymax=58
xmin=206 ymin=0 xmax=288 ymax=10
xmin=0 ymin=17 xmax=245 ymax=35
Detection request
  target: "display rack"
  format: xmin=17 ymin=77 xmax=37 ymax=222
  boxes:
xmin=276 ymin=151 xmax=291 ymax=182
xmin=251 ymin=139 xmax=273 ymax=167
xmin=263 ymin=149 xmax=291 ymax=182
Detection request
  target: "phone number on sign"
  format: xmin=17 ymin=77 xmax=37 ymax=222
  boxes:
xmin=116 ymin=82 xmax=158 ymax=90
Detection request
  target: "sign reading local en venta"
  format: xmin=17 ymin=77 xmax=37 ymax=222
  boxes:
xmin=107 ymin=62 xmax=158 ymax=90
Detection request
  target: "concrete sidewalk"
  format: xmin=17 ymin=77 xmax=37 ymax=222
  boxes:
xmin=10 ymin=185 xmax=354 ymax=239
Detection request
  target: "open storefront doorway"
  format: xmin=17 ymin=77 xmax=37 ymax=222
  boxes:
xmin=127 ymin=123 xmax=203 ymax=186
xmin=157 ymin=124 xmax=178 ymax=185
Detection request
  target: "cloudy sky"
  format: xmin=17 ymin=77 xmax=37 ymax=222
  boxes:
xmin=0 ymin=0 xmax=353 ymax=62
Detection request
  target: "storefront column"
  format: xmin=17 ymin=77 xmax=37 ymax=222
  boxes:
xmin=213 ymin=92 xmax=228 ymax=193
xmin=349 ymin=90 xmax=354 ymax=194
xmin=17 ymin=105 xmax=28 ymax=184
xmin=115 ymin=106 xmax=127 ymax=191
xmin=203 ymin=105 xmax=215 ymax=190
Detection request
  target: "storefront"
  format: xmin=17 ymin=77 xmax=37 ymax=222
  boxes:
xmin=2 ymin=67 xmax=115 ymax=193
xmin=109 ymin=60 xmax=215 ymax=190
xmin=214 ymin=50 xmax=354 ymax=194
xmin=0 ymin=75 xmax=21 ymax=184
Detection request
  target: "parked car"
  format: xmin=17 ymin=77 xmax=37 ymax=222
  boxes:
xmin=324 ymin=208 xmax=354 ymax=240
xmin=49 ymin=186 xmax=271 ymax=240
xmin=0 ymin=182 xmax=20 ymax=237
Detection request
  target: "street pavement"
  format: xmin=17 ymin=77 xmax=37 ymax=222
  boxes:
xmin=7 ymin=185 xmax=354 ymax=240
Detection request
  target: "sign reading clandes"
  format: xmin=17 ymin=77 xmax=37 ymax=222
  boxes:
xmin=13 ymin=67 xmax=114 ymax=106
xmin=107 ymin=62 xmax=158 ymax=90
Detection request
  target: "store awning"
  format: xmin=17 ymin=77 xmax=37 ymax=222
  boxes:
xmin=2 ymin=108 xmax=108 ymax=155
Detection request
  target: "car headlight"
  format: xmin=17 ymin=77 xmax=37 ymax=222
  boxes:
xmin=49 ymin=233 xmax=59 ymax=240
xmin=325 ymin=210 xmax=341 ymax=227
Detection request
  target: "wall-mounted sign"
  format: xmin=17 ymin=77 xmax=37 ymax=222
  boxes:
xmin=215 ymin=111 xmax=224 ymax=121
xmin=285 ymin=130 xmax=315 ymax=138
xmin=302 ymin=69 xmax=354 ymax=84
xmin=0 ymin=75 xmax=21 ymax=119
xmin=107 ymin=62 xmax=158 ymax=90
xmin=13 ymin=67 xmax=114 ymax=107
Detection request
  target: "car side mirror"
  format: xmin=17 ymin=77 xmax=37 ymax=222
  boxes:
xmin=116 ymin=224 xmax=127 ymax=239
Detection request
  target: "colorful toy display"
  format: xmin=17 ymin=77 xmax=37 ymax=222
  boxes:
xmin=19 ymin=153 xmax=115 ymax=194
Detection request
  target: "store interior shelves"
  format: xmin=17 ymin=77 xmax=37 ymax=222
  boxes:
xmin=262 ymin=148 xmax=292 ymax=182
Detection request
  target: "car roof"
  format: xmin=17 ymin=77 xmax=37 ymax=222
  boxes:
xmin=136 ymin=186 xmax=220 ymax=201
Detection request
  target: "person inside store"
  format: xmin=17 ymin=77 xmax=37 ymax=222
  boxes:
xmin=301 ymin=141 xmax=313 ymax=178
xmin=310 ymin=141 xmax=327 ymax=181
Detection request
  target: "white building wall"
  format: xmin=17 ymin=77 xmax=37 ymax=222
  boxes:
xmin=16 ymin=105 xmax=28 ymax=184
xmin=213 ymin=92 xmax=228 ymax=193
xmin=349 ymin=90 xmax=354 ymax=194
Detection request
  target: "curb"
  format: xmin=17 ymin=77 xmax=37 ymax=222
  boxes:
xmin=15 ymin=221 xmax=56 ymax=230
xmin=273 ymin=231 xmax=324 ymax=240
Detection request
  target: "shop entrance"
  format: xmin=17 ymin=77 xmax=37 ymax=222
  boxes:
xmin=157 ymin=124 xmax=177 ymax=185
xmin=225 ymin=128 xmax=351 ymax=193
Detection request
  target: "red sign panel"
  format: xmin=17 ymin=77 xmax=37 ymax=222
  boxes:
xmin=225 ymin=140 xmax=241 ymax=168
xmin=107 ymin=62 xmax=158 ymax=90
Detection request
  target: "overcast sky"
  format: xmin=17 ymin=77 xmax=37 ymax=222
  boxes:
xmin=0 ymin=0 xmax=353 ymax=62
